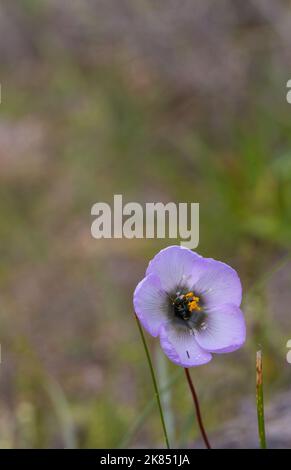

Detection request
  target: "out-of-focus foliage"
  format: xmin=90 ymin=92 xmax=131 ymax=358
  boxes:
xmin=0 ymin=0 xmax=291 ymax=448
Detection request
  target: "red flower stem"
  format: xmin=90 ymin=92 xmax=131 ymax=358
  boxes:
xmin=184 ymin=368 xmax=211 ymax=449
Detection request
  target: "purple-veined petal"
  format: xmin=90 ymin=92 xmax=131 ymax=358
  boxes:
xmin=133 ymin=273 xmax=169 ymax=337
xmin=195 ymin=303 xmax=246 ymax=353
xmin=159 ymin=323 xmax=212 ymax=367
xmin=146 ymin=245 xmax=206 ymax=293
xmin=193 ymin=258 xmax=242 ymax=308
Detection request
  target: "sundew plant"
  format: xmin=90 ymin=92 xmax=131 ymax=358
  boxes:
xmin=133 ymin=245 xmax=265 ymax=449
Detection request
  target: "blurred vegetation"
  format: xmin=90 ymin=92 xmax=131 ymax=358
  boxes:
xmin=0 ymin=0 xmax=291 ymax=448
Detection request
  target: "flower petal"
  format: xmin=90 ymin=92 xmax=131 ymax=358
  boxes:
xmin=193 ymin=258 xmax=242 ymax=308
xmin=159 ymin=323 xmax=212 ymax=367
xmin=146 ymin=245 xmax=206 ymax=292
xmin=133 ymin=273 xmax=168 ymax=337
xmin=195 ymin=303 xmax=246 ymax=353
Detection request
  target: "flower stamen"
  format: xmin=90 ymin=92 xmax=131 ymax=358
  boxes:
xmin=173 ymin=291 xmax=202 ymax=321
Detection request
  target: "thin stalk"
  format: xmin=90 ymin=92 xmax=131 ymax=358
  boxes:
xmin=135 ymin=315 xmax=170 ymax=449
xmin=156 ymin=347 xmax=176 ymax=446
xmin=118 ymin=369 xmax=182 ymax=449
xmin=184 ymin=368 xmax=211 ymax=449
xmin=256 ymin=350 xmax=267 ymax=449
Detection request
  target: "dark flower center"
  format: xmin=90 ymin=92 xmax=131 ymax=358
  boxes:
xmin=172 ymin=291 xmax=201 ymax=321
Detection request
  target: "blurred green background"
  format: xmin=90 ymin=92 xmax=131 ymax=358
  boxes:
xmin=0 ymin=0 xmax=291 ymax=448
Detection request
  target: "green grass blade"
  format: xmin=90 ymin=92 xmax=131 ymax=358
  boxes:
xmin=118 ymin=368 xmax=182 ymax=448
xmin=135 ymin=315 xmax=170 ymax=449
xmin=256 ymin=350 xmax=267 ymax=449
xmin=155 ymin=347 xmax=175 ymax=447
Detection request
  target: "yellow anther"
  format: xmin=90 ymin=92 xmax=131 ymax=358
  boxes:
xmin=187 ymin=295 xmax=201 ymax=312
xmin=185 ymin=292 xmax=194 ymax=299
